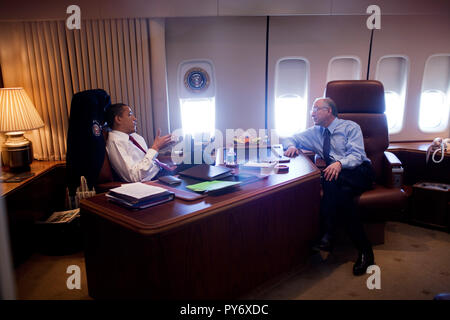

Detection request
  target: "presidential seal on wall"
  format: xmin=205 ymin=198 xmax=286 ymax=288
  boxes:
xmin=184 ymin=67 xmax=210 ymax=92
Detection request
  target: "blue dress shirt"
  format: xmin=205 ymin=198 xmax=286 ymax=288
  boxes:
xmin=282 ymin=118 xmax=370 ymax=169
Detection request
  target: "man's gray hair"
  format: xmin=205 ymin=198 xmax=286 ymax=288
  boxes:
xmin=314 ymin=97 xmax=338 ymax=117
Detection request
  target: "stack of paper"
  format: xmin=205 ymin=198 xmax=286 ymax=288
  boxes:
xmin=36 ymin=209 xmax=80 ymax=224
xmin=106 ymin=182 xmax=174 ymax=209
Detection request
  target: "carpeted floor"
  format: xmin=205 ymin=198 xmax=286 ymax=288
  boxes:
xmin=14 ymin=221 xmax=450 ymax=300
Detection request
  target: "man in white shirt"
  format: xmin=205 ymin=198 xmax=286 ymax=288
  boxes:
xmin=105 ymin=103 xmax=174 ymax=182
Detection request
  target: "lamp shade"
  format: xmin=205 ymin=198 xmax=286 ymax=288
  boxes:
xmin=0 ymin=87 xmax=44 ymax=133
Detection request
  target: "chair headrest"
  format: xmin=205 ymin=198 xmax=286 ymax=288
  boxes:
xmin=325 ymin=80 xmax=386 ymax=114
xmin=71 ymin=89 xmax=111 ymax=114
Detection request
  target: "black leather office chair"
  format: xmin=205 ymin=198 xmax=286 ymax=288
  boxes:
xmin=325 ymin=80 xmax=408 ymax=244
xmin=66 ymin=89 xmax=121 ymax=196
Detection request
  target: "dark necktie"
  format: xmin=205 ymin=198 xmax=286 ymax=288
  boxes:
xmin=129 ymin=135 xmax=147 ymax=154
xmin=129 ymin=135 xmax=176 ymax=172
xmin=323 ymin=128 xmax=331 ymax=166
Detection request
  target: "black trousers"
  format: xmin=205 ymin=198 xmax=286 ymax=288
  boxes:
xmin=320 ymin=161 xmax=375 ymax=252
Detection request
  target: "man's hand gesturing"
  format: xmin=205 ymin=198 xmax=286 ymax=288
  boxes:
xmin=151 ymin=128 xmax=173 ymax=152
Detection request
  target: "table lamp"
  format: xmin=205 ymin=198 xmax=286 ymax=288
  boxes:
xmin=0 ymin=88 xmax=44 ymax=171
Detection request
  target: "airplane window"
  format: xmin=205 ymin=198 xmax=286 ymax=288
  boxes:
xmin=376 ymin=56 xmax=408 ymax=135
xmin=419 ymin=54 xmax=450 ymax=133
xmin=274 ymin=58 xmax=309 ymax=137
xmin=180 ymin=97 xmax=215 ymax=137
xmin=275 ymin=95 xmax=306 ymax=137
xmin=177 ymin=60 xmax=216 ymax=138
xmin=384 ymin=91 xmax=403 ymax=132
xmin=419 ymin=90 xmax=448 ymax=131
xmin=327 ymin=56 xmax=361 ymax=82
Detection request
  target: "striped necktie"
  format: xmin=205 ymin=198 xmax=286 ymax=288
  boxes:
xmin=129 ymin=135 xmax=146 ymax=154
xmin=129 ymin=135 xmax=176 ymax=172
xmin=323 ymin=128 xmax=331 ymax=166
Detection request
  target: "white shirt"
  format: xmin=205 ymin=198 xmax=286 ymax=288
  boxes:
xmin=106 ymin=130 xmax=160 ymax=182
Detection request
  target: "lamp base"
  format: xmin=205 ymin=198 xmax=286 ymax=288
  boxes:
xmin=1 ymin=132 xmax=33 ymax=171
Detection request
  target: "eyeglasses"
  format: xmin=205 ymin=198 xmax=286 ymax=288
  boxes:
xmin=310 ymin=106 xmax=330 ymax=113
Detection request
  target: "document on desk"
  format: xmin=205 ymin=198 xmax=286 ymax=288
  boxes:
xmin=186 ymin=180 xmax=241 ymax=193
xmin=243 ymin=161 xmax=275 ymax=168
xmin=109 ymin=182 xmax=170 ymax=202
xmin=106 ymin=193 xmax=174 ymax=209
xmin=107 ymin=182 xmax=174 ymax=209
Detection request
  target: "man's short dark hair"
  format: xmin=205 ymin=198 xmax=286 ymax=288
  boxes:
xmin=105 ymin=103 xmax=128 ymax=129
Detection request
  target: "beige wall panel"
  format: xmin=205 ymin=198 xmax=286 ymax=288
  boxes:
xmin=369 ymin=15 xmax=450 ymax=141
xmin=0 ymin=0 xmax=216 ymax=21
xmin=268 ymin=15 xmax=371 ymax=130
xmin=2 ymin=0 xmax=449 ymax=20
xmin=0 ymin=0 xmax=101 ymax=20
xmin=165 ymin=17 xmax=266 ymax=134
xmin=332 ymin=0 xmax=450 ymax=15
xmin=100 ymin=0 xmax=217 ymax=18
xmin=218 ymin=0 xmax=332 ymax=16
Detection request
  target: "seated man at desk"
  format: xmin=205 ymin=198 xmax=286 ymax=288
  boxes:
xmin=105 ymin=103 xmax=175 ymax=182
xmin=282 ymin=97 xmax=375 ymax=276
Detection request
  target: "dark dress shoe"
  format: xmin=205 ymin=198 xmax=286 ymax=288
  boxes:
xmin=312 ymin=235 xmax=333 ymax=252
xmin=353 ymin=249 xmax=375 ymax=276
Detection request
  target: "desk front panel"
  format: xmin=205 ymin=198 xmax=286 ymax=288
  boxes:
xmin=81 ymin=154 xmax=321 ymax=299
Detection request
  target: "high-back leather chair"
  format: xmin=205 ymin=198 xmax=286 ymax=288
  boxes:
xmin=325 ymin=80 xmax=408 ymax=244
xmin=66 ymin=89 xmax=121 ymax=196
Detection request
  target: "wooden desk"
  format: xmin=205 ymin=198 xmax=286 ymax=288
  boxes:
xmin=1 ymin=161 xmax=67 ymax=266
xmin=1 ymin=161 xmax=65 ymax=198
xmin=388 ymin=142 xmax=449 ymax=231
xmin=388 ymin=142 xmax=449 ymax=185
xmin=81 ymin=154 xmax=321 ymax=299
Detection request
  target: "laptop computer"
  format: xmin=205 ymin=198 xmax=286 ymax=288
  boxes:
xmin=179 ymin=164 xmax=232 ymax=181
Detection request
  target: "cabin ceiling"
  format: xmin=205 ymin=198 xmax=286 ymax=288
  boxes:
xmin=1 ymin=0 xmax=449 ymax=21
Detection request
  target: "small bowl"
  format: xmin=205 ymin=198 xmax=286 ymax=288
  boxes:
xmin=275 ymin=164 xmax=289 ymax=174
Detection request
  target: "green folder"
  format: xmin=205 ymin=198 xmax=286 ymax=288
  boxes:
xmin=186 ymin=180 xmax=241 ymax=193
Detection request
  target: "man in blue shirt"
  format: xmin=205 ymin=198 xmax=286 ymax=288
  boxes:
xmin=283 ymin=97 xmax=375 ymax=276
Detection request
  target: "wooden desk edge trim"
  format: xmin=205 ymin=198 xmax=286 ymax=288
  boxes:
xmin=80 ymin=170 xmax=321 ymax=235
xmin=1 ymin=161 xmax=66 ymax=198
xmin=388 ymin=147 xmax=427 ymax=154
xmin=388 ymin=142 xmax=433 ymax=154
